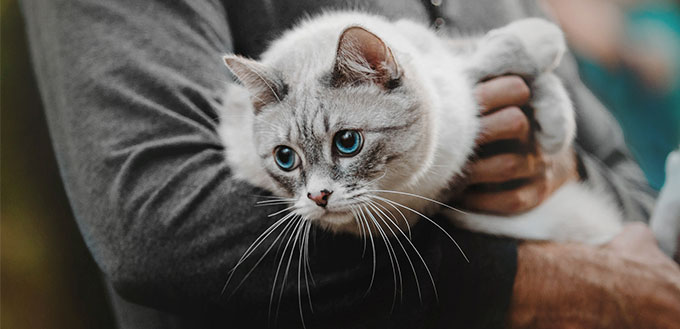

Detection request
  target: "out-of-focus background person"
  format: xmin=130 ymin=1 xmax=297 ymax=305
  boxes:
xmin=1 ymin=0 xmax=677 ymax=328
xmin=543 ymin=0 xmax=680 ymax=190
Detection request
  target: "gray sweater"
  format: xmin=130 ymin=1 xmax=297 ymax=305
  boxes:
xmin=21 ymin=0 xmax=655 ymax=328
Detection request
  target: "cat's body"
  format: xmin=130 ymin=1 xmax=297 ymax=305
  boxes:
xmin=219 ymin=11 xmax=622 ymax=245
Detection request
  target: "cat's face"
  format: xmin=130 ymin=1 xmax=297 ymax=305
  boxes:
xmin=252 ymin=84 xmax=429 ymax=228
xmin=225 ymin=26 xmax=434 ymax=231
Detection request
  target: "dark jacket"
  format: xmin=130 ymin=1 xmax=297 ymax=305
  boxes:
xmin=20 ymin=0 xmax=655 ymax=328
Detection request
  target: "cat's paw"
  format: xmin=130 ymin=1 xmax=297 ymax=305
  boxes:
xmin=531 ymin=73 xmax=576 ymax=154
xmin=471 ymin=33 xmax=538 ymax=79
xmin=487 ymin=18 xmax=566 ymax=73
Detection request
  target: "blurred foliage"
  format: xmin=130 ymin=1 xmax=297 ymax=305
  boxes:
xmin=1 ymin=0 xmax=116 ymax=328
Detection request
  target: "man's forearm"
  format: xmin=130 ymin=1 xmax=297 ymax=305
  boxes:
xmin=509 ymin=226 xmax=680 ymax=329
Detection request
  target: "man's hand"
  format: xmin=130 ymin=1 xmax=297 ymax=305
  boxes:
xmin=509 ymin=223 xmax=680 ymax=328
xmin=456 ymin=76 xmax=580 ymax=214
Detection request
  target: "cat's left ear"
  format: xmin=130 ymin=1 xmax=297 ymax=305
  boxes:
xmin=223 ymin=55 xmax=287 ymax=113
xmin=332 ymin=26 xmax=401 ymax=89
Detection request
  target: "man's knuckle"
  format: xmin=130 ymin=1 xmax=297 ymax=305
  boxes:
xmin=475 ymin=86 xmax=488 ymax=104
xmin=507 ymin=110 xmax=529 ymax=136
xmin=504 ymin=156 xmax=521 ymax=175
xmin=507 ymin=155 xmax=529 ymax=176
xmin=534 ymin=156 xmax=547 ymax=172
xmin=535 ymin=180 xmax=549 ymax=200
xmin=508 ymin=76 xmax=530 ymax=99
xmin=506 ymin=193 xmax=526 ymax=212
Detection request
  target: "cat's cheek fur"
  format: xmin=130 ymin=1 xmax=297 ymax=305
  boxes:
xmin=219 ymin=84 xmax=282 ymax=194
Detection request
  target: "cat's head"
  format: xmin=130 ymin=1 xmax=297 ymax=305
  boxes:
xmin=224 ymin=26 xmax=437 ymax=232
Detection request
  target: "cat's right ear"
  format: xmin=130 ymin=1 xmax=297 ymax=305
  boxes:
xmin=332 ymin=26 xmax=401 ymax=89
xmin=223 ymin=55 xmax=287 ymax=113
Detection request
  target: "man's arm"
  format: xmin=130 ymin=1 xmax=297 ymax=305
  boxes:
xmin=20 ymin=0 xmax=265 ymax=311
xmin=510 ymin=223 xmax=680 ymax=329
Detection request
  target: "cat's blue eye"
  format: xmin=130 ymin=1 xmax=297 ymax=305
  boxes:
xmin=333 ymin=130 xmax=363 ymax=156
xmin=274 ymin=146 xmax=299 ymax=171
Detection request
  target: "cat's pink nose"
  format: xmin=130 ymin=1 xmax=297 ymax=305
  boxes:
xmin=307 ymin=189 xmax=333 ymax=208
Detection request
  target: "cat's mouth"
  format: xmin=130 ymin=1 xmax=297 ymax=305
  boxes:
xmin=300 ymin=206 xmax=354 ymax=225
xmin=318 ymin=210 xmax=354 ymax=225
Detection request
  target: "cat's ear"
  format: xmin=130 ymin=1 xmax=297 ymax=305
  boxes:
xmin=223 ymin=55 xmax=287 ymax=113
xmin=332 ymin=26 xmax=401 ymax=88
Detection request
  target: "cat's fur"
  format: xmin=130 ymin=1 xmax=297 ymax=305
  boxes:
xmin=219 ymin=11 xmax=622 ymax=245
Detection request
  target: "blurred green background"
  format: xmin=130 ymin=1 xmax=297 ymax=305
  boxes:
xmin=1 ymin=0 xmax=116 ymax=327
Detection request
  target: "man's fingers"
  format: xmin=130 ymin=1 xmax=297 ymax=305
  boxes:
xmin=475 ymin=76 xmax=531 ymax=114
xmin=468 ymin=153 xmax=545 ymax=184
xmin=459 ymin=178 xmax=549 ymax=215
xmin=477 ymin=106 xmax=531 ymax=144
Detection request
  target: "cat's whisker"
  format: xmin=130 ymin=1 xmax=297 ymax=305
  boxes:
xmin=372 ymin=195 xmax=470 ymax=263
xmin=275 ymin=217 xmax=306 ymax=324
xmin=252 ymin=194 xmax=296 ymax=200
xmin=371 ymin=199 xmax=412 ymax=239
xmin=367 ymin=189 xmax=469 ymax=215
xmin=269 ymin=216 xmax=304 ymax=321
xmin=255 ymin=201 xmax=295 ymax=207
xmin=302 ymin=220 xmax=315 ymax=312
xmin=366 ymin=171 xmax=387 ymax=185
xmin=268 ymin=205 xmax=298 ymax=217
xmin=222 ymin=212 xmax=298 ymax=298
xmin=368 ymin=199 xmax=440 ymax=303
xmin=365 ymin=199 xmax=423 ymax=303
xmin=297 ymin=220 xmax=307 ymax=328
xmin=357 ymin=205 xmax=377 ymax=296
xmin=256 ymin=198 xmax=296 ymax=204
xmin=227 ymin=210 xmax=296 ymax=274
xmin=389 ymin=222 xmax=441 ymax=303
xmin=256 ymin=198 xmax=296 ymax=203
xmin=234 ymin=211 xmax=296 ymax=268
xmin=362 ymin=200 xmax=401 ymax=309
xmin=351 ymin=206 xmax=368 ymax=257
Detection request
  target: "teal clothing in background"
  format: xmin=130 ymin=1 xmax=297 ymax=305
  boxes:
xmin=575 ymin=2 xmax=680 ymax=190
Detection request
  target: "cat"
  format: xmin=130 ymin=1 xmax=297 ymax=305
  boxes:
xmin=218 ymin=11 xmax=623 ymax=249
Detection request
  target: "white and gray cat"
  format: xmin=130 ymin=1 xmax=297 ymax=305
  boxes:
xmin=219 ymin=11 xmax=623 ymax=246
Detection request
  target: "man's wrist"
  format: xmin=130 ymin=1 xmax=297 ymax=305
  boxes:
xmin=509 ymin=242 xmax=621 ymax=328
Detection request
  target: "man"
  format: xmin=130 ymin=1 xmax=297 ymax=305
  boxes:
xmin=20 ymin=0 xmax=680 ymax=328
